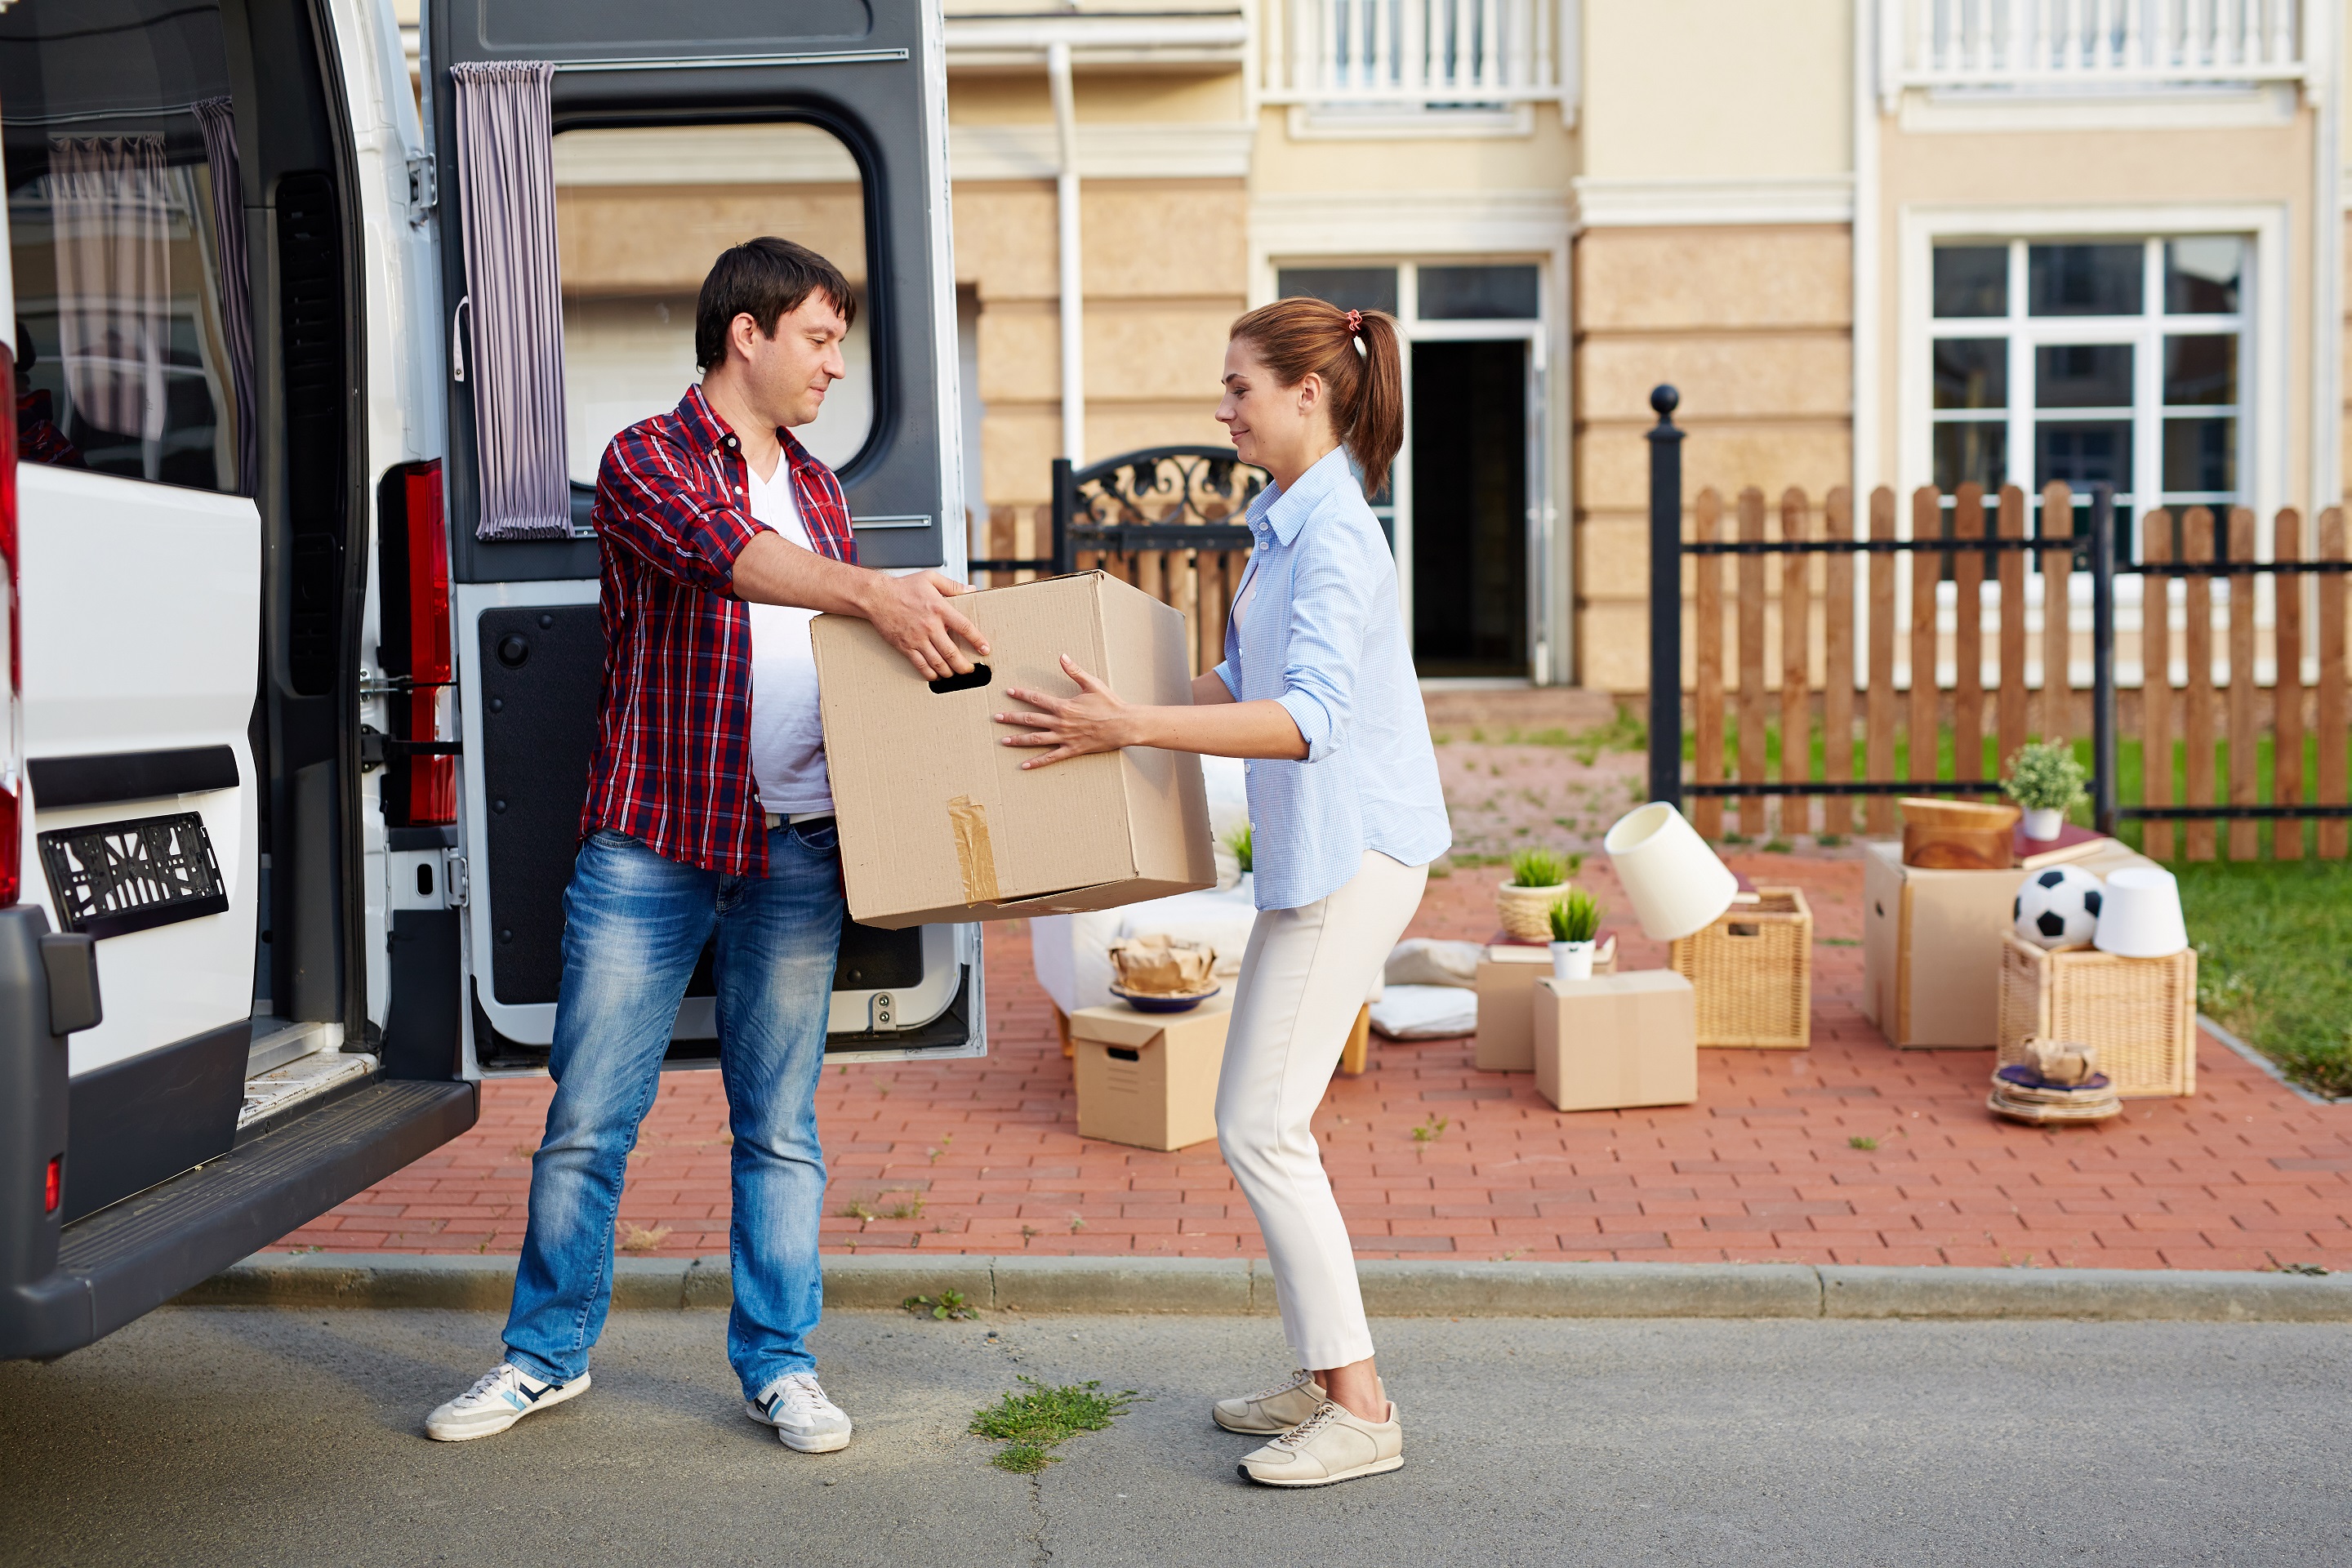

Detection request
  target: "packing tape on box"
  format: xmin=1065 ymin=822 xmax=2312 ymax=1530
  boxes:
xmin=947 ymin=795 xmax=1002 ymax=903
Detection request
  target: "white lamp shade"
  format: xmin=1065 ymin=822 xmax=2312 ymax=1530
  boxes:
xmin=1604 ymin=801 xmax=1740 ymax=942
xmin=2091 ymin=866 xmax=2189 ymax=958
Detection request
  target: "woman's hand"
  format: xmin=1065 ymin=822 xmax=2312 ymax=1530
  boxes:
xmin=993 ymin=655 xmax=1136 ymax=768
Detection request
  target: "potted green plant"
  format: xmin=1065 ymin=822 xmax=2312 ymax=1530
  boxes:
xmin=1221 ymin=822 xmax=1254 ymax=897
xmin=1498 ymin=847 xmax=1580 ymax=942
xmin=1547 ymin=889 xmax=1603 ymax=982
xmin=2001 ymin=741 xmax=2089 ymax=842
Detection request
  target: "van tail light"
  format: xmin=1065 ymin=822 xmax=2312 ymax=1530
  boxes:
xmin=43 ymin=1155 xmax=60 ymax=1215
xmin=378 ymin=461 xmax=455 ymax=826
xmin=0 ymin=399 xmax=20 ymax=905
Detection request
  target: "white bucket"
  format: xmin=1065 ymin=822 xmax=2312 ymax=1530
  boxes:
xmin=1603 ymin=801 xmax=1740 ymax=942
xmin=2092 ymin=866 xmax=2189 ymax=958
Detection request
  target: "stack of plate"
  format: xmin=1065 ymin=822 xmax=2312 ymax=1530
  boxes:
xmin=1987 ymin=1064 xmax=2122 ymax=1125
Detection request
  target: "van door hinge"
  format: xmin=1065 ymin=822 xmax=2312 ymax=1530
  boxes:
xmin=443 ymin=851 xmax=470 ymax=907
xmin=407 ymin=155 xmax=436 ymax=225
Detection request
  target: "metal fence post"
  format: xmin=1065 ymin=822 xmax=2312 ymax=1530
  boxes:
xmin=2090 ymin=483 xmax=2119 ymax=836
xmin=1050 ymin=457 xmax=1074 ymax=573
xmin=1646 ymin=385 xmax=1685 ymax=809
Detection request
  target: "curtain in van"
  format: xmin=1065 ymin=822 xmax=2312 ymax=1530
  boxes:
xmin=47 ymin=135 xmax=172 ymax=452
xmin=192 ymin=97 xmax=257 ymax=497
xmin=450 ymin=60 xmax=572 ymax=541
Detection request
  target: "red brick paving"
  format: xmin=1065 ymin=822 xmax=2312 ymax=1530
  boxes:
xmin=283 ymin=855 xmax=2352 ymax=1270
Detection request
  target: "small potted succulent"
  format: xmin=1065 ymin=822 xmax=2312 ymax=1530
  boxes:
xmin=1497 ymin=846 xmax=1580 ymax=942
xmin=1547 ymin=889 xmax=1603 ymax=983
xmin=2001 ymin=741 xmax=2089 ymax=842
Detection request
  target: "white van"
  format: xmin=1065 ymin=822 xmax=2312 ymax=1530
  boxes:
xmin=0 ymin=0 xmax=978 ymax=1360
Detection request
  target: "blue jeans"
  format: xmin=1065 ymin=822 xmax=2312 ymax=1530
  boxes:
xmin=501 ymin=822 xmax=844 ymax=1401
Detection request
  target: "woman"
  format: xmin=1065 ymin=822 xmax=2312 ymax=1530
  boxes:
xmin=993 ymin=298 xmax=1450 ymax=1487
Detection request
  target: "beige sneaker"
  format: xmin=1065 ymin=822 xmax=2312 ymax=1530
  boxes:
xmin=1236 ymin=1399 xmax=1403 ymax=1488
xmin=1213 ymin=1370 xmax=1327 ymax=1434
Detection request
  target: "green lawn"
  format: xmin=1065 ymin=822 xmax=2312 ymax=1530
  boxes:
xmin=1684 ymin=719 xmax=2352 ymax=1095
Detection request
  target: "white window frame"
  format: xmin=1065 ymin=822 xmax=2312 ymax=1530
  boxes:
xmin=1923 ymin=234 xmax=2252 ymax=550
xmin=1899 ymin=203 xmax=2289 ymax=544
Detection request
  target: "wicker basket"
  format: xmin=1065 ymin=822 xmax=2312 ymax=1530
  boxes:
xmin=1495 ymin=883 xmax=1567 ymax=944
xmin=1995 ymin=933 xmax=2197 ymax=1098
xmin=1668 ymin=888 xmax=1812 ymax=1049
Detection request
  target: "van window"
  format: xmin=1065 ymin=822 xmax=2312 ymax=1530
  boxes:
xmin=555 ymin=122 xmax=872 ymax=483
xmin=0 ymin=0 xmax=251 ymax=495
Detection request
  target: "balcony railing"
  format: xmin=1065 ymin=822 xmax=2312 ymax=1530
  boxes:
xmin=1884 ymin=0 xmax=2308 ymax=97
xmin=1258 ymin=0 xmax=1570 ymax=110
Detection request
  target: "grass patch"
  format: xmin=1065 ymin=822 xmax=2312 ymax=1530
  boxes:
xmin=970 ymin=1377 xmax=1140 ymax=1472
xmin=904 ymin=1289 xmax=978 ymax=1321
xmin=2174 ymin=858 xmax=2352 ymax=1097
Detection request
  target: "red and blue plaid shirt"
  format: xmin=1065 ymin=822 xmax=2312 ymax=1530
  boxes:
xmin=582 ymin=385 xmax=857 ymax=875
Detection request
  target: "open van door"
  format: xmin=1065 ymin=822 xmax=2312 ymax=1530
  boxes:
xmin=421 ymin=2 xmax=982 ymax=1071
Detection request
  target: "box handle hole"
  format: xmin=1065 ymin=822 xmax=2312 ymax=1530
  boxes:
xmin=1728 ymin=922 xmax=1760 ymax=938
xmin=1107 ymin=1045 xmax=1140 ymax=1062
xmin=928 ymin=662 xmax=993 ymax=695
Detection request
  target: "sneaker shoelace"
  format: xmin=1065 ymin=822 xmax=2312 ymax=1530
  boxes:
xmin=461 ymin=1363 xmax=526 ymax=1404
xmin=1271 ymin=1401 xmax=1340 ymax=1450
xmin=768 ymin=1373 xmax=831 ymax=1419
xmin=1246 ymin=1369 xmax=1316 ymax=1404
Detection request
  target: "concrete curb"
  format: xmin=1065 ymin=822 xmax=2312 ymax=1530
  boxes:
xmin=178 ymin=1252 xmax=2352 ymax=1322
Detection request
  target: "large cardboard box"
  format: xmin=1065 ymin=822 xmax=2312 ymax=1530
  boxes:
xmin=1474 ymin=938 xmax=1617 ymax=1071
xmin=1070 ymin=994 xmax=1231 ymax=1151
xmin=1531 ymin=972 xmax=1698 ymax=1112
xmin=1861 ymin=837 xmax=2160 ymax=1048
xmin=813 ymin=572 xmax=1216 ymax=928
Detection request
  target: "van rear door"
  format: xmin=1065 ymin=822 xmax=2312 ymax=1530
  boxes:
xmin=421 ymin=2 xmax=980 ymax=1071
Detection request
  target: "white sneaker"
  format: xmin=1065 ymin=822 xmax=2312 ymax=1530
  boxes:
xmin=1213 ymin=1370 xmax=1327 ymax=1434
xmin=1236 ymin=1399 xmax=1404 ymax=1488
xmin=746 ymin=1372 xmax=854 ymax=1453
xmin=425 ymin=1361 xmax=590 ymax=1442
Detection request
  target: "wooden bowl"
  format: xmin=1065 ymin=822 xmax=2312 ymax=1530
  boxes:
xmin=1902 ymin=822 xmax=2016 ymax=869
xmin=1897 ymin=797 xmax=2021 ymax=831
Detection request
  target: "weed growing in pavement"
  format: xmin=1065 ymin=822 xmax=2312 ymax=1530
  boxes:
xmin=2268 ymin=1254 xmax=2329 ymax=1276
xmin=970 ymin=1377 xmax=1140 ymax=1472
xmin=1412 ymin=1114 xmax=1450 ymax=1145
xmin=1820 ymin=937 xmax=1860 ymax=947
xmin=1848 ymin=1136 xmax=1878 ymax=1151
xmin=884 ymin=1192 xmax=926 ymax=1220
xmin=1762 ymin=838 xmax=1793 ymax=855
xmin=617 ymin=1223 xmax=671 ymax=1254
xmin=1067 ymin=1214 xmax=1085 ymax=1233
xmin=1021 ymin=1224 xmax=1040 ymax=1241
xmin=1817 ymin=834 xmax=1846 ymax=848
xmin=928 ymin=1134 xmax=954 ymax=1165
xmin=840 ymin=1197 xmax=877 ymax=1222
xmin=905 ymin=1289 xmax=978 ymax=1321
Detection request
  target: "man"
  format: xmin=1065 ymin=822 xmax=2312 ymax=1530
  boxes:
xmin=426 ymin=237 xmax=984 ymax=1450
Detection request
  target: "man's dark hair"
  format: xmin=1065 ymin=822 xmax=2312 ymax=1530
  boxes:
xmin=694 ymin=236 xmax=858 ymax=372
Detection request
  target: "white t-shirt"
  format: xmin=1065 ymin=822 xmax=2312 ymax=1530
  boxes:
xmin=743 ymin=457 xmax=834 ymax=816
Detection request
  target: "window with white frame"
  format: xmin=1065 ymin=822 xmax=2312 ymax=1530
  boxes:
xmin=1927 ymin=236 xmax=2245 ymax=553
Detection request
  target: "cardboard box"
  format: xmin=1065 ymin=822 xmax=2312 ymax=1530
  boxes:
xmin=1862 ymin=837 xmax=2160 ymax=1049
xmin=1531 ymin=972 xmax=1698 ymax=1112
xmin=813 ymin=572 xmax=1215 ymax=928
xmin=1069 ymin=993 xmax=1231 ymax=1151
xmin=1473 ymin=938 xmax=1617 ymax=1071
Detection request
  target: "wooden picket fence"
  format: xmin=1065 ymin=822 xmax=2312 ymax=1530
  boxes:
xmin=969 ymin=501 xmax=1253 ymax=680
xmin=1683 ymin=480 xmax=2350 ymax=861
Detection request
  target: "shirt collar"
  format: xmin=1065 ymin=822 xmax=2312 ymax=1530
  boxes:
xmin=676 ymin=384 xmax=808 ymax=476
xmin=1248 ymin=444 xmax=1353 ymax=546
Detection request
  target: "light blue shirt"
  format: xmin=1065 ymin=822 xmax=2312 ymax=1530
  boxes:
xmin=1214 ymin=445 xmax=1451 ymax=909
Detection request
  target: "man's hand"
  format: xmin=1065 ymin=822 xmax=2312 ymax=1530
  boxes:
xmin=993 ymin=655 xmax=1135 ymax=768
xmin=861 ymin=570 xmax=989 ymax=679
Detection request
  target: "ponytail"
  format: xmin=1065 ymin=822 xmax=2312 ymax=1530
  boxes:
xmin=1227 ymin=297 xmax=1405 ymax=498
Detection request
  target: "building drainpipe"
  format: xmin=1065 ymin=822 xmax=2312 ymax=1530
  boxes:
xmin=1049 ymin=39 xmax=1085 ymax=466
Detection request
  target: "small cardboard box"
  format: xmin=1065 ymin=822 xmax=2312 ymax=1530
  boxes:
xmin=1862 ymin=838 xmax=2160 ymax=1049
xmin=1473 ymin=938 xmax=1617 ymax=1071
xmin=1069 ymin=994 xmax=1232 ymax=1151
xmin=1531 ymin=972 xmax=1697 ymax=1112
xmin=812 ymin=572 xmax=1216 ymax=928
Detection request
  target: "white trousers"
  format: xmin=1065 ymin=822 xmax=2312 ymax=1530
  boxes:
xmin=1214 ymin=849 xmax=1428 ymax=1371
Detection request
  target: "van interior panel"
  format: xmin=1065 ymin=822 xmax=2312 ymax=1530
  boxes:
xmin=60 ymin=1020 xmax=249 ymax=1223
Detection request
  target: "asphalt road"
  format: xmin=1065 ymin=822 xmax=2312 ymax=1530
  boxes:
xmin=2 ymin=1305 xmax=2347 ymax=1566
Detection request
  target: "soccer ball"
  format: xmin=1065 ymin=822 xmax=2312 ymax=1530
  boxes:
xmin=2013 ymin=866 xmax=2104 ymax=951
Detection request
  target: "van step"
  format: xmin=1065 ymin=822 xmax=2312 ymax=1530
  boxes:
xmin=0 ymin=1079 xmax=475 ymax=1361
xmin=238 ymin=1050 xmax=375 ymax=1130
xmin=247 ymin=1018 xmax=335 ymax=1076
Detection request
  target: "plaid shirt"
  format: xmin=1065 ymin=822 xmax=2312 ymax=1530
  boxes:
xmin=581 ymin=385 xmax=857 ymax=875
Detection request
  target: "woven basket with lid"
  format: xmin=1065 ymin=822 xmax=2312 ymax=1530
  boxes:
xmin=1995 ymin=933 xmax=2196 ymax=1098
xmin=1495 ymin=882 xmax=1568 ymax=944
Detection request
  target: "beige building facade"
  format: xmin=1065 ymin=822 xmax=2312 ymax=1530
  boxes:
xmin=399 ymin=1 xmax=2352 ymax=697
